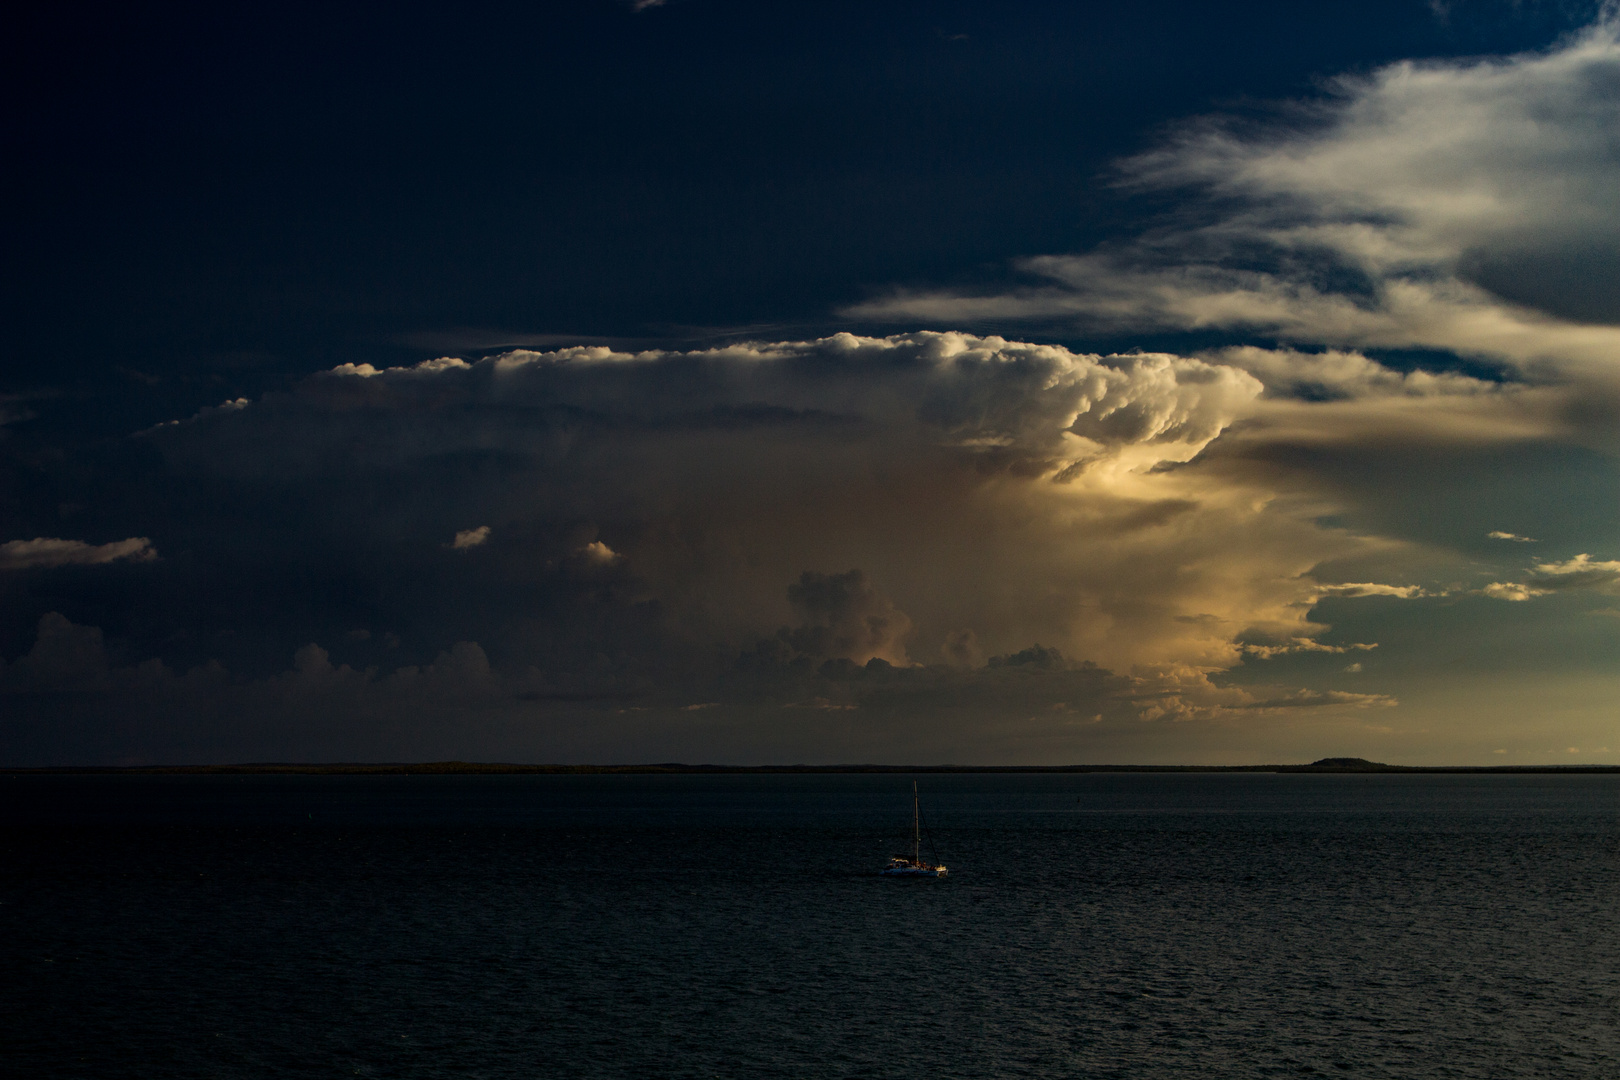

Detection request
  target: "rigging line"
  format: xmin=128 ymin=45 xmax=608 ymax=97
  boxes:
xmin=918 ymin=796 xmax=943 ymax=867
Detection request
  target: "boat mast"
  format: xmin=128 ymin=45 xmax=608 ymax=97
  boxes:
xmin=912 ymin=781 xmax=921 ymax=866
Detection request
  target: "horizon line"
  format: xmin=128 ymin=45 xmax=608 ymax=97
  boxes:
xmin=7 ymin=759 xmax=1620 ymax=776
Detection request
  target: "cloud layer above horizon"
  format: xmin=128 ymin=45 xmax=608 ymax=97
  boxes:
xmin=3 ymin=16 xmax=1616 ymax=766
xmin=5 ymin=322 xmax=1612 ymax=765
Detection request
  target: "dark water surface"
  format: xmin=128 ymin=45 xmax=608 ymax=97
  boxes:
xmin=4 ymin=773 xmax=1618 ymax=1078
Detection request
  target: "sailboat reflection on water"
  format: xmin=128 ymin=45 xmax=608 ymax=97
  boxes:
xmin=881 ymin=782 xmax=948 ymax=877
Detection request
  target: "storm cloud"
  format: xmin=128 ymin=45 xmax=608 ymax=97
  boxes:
xmin=3 ymin=333 xmax=1454 ymax=763
xmin=5 ymin=13 xmax=1616 ymax=767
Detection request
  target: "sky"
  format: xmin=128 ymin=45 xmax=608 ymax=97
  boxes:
xmin=2 ymin=0 xmax=1616 ymax=766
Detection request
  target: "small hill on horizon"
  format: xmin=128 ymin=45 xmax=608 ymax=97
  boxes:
xmin=1307 ymin=757 xmax=1390 ymax=770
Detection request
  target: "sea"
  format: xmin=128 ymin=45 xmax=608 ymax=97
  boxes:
xmin=4 ymin=772 xmax=1617 ymax=1078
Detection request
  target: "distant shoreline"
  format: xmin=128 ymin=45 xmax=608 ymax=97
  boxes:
xmin=6 ymin=759 xmax=1620 ymax=776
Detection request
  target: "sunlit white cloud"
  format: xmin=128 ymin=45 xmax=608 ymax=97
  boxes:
xmin=1483 ymin=553 xmax=1620 ymax=600
xmin=1207 ymin=347 xmax=1500 ymax=401
xmin=576 ymin=540 xmax=621 ymax=566
xmin=144 ymin=397 xmax=251 ymax=431
xmin=1525 ymin=553 xmax=1620 ymax=596
xmin=1482 ymin=581 xmax=1544 ymax=601
xmin=846 ymin=19 xmax=1620 ymax=408
xmin=1242 ymin=638 xmax=1378 ymax=660
xmin=1313 ymin=583 xmax=1437 ymax=600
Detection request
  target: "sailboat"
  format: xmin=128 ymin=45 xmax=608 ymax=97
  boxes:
xmin=881 ymin=782 xmax=948 ymax=877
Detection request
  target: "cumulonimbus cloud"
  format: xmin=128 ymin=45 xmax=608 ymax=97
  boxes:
xmin=130 ymin=333 xmax=1444 ymax=722
xmin=168 ymin=332 xmax=1266 ymax=479
xmin=31 ymin=326 xmax=1558 ymax=760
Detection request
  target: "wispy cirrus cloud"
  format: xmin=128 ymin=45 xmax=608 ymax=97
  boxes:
xmin=845 ymin=19 xmax=1620 ymax=401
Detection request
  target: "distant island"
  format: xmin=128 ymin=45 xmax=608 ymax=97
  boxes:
xmin=7 ymin=757 xmax=1620 ymax=775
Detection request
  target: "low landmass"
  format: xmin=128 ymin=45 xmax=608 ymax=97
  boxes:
xmin=6 ymin=757 xmax=1619 ymax=775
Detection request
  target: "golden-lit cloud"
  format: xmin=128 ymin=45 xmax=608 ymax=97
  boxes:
xmin=1485 ymin=554 xmax=1620 ymax=601
xmin=451 ymin=526 xmax=492 ymax=550
xmin=149 ymin=334 xmax=1358 ymax=685
xmin=67 ymin=329 xmax=1583 ymax=762
xmin=0 ymin=536 xmax=156 ymax=570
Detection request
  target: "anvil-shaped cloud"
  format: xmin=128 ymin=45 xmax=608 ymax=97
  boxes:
xmin=13 ymin=331 xmax=1534 ymax=764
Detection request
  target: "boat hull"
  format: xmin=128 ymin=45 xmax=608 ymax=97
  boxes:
xmin=880 ymin=865 xmax=947 ymax=877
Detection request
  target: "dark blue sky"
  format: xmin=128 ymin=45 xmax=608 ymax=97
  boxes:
xmin=5 ymin=1 xmax=1593 ymax=410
